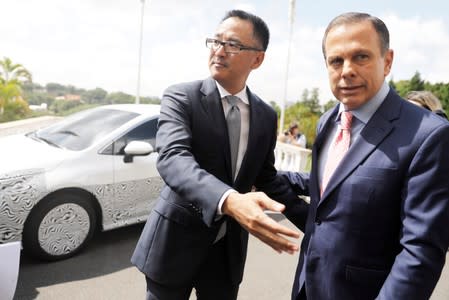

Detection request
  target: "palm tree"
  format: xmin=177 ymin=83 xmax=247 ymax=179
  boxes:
xmin=0 ymin=57 xmax=32 ymax=114
xmin=0 ymin=57 xmax=32 ymax=84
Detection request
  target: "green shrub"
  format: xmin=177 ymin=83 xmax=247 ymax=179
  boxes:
xmin=0 ymin=98 xmax=31 ymax=122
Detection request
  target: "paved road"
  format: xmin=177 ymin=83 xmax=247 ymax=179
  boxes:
xmin=13 ymin=219 xmax=449 ymax=300
xmin=0 ymin=116 xmax=62 ymax=137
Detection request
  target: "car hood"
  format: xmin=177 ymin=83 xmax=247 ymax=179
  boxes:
xmin=0 ymin=134 xmax=69 ymax=177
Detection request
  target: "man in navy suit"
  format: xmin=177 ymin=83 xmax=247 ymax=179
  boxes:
xmin=283 ymin=12 xmax=449 ymax=300
xmin=131 ymin=10 xmax=307 ymax=300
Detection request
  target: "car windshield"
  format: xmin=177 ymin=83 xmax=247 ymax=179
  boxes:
xmin=30 ymin=108 xmax=138 ymax=151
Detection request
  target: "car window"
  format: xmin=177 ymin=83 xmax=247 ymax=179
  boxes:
xmin=33 ymin=108 xmax=138 ymax=151
xmin=111 ymin=117 xmax=158 ymax=155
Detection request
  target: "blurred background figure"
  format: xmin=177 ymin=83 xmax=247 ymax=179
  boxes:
xmin=278 ymin=122 xmax=307 ymax=147
xmin=406 ymin=90 xmax=448 ymax=120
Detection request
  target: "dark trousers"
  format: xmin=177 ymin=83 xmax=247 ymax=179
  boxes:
xmin=145 ymin=237 xmax=239 ymax=300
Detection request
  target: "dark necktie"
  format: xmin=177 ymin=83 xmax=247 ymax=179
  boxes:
xmin=214 ymin=95 xmax=241 ymax=243
xmin=225 ymin=95 xmax=241 ymax=180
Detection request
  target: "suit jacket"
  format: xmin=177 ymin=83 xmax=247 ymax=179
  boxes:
xmin=131 ymin=77 xmax=306 ymax=286
xmin=284 ymin=89 xmax=449 ymax=300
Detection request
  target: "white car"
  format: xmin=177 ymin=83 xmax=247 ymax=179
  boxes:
xmin=0 ymin=104 xmax=163 ymax=261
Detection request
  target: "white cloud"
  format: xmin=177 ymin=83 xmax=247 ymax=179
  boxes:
xmin=1 ymin=2 xmax=448 ymax=106
xmin=249 ymin=23 xmax=331 ymax=104
xmin=383 ymin=13 xmax=449 ymax=83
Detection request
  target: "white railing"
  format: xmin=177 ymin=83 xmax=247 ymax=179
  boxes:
xmin=275 ymin=142 xmax=311 ymax=172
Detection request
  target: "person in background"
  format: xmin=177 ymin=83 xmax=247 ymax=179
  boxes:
xmin=278 ymin=122 xmax=307 ymax=148
xmin=282 ymin=12 xmax=449 ymax=300
xmin=131 ymin=9 xmax=307 ymax=300
xmin=405 ymin=90 xmax=448 ymax=120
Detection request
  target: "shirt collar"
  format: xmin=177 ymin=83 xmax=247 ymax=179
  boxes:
xmin=337 ymin=81 xmax=390 ymax=124
xmin=215 ymin=81 xmax=249 ymax=105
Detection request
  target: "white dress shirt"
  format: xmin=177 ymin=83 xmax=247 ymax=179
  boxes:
xmin=215 ymin=81 xmax=250 ymax=215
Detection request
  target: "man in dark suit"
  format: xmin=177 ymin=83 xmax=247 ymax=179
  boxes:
xmin=283 ymin=12 xmax=449 ymax=300
xmin=131 ymin=10 xmax=307 ymax=300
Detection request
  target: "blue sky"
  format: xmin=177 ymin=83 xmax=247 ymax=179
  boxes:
xmin=2 ymin=0 xmax=449 ymax=104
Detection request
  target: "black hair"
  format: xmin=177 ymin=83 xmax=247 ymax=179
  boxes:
xmin=222 ymin=10 xmax=270 ymax=51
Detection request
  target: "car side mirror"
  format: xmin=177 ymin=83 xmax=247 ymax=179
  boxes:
xmin=123 ymin=141 xmax=154 ymax=163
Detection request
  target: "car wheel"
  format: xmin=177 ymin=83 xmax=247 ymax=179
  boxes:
xmin=22 ymin=192 xmax=97 ymax=261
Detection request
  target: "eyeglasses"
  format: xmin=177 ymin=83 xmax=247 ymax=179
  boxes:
xmin=205 ymin=38 xmax=263 ymax=54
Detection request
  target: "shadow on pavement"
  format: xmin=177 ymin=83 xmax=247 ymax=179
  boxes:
xmin=14 ymin=223 xmax=144 ymax=300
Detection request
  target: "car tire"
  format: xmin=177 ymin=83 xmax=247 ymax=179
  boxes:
xmin=22 ymin=192 xmax=97 ymax=261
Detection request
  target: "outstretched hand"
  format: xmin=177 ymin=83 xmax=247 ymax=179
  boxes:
xmin=222 ymin=191 xmax=300 ymax=254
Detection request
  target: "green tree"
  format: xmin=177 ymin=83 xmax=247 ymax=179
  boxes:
xmin=106 ymin=91 xmax=134 ymax=104
xmin=82 ymin=87 xmax=108 ymax=104
xmin=323 ymin=99 xmax=338 ymax=112
xmin=394 ymin=71 xmax=425 ymax=97
xmin=50 ymin=99 xmax=83 ymax=114
xmin=27 ymin=93 xmax=55 ymax=107
xmin=0 ymin=57 xmax=32 ymax=84
xmin=22 ymin=82 xmax=54 ymax=107
xmin=0 ymin=96 xmax=30 ymax=122
xmin=0 ymin=57 xmax=32 ymax=116
xmin=22 ymin=82 xmax=44 ymax=95
xmin=425 ymin=81 xmax=449 ymax=117
xmin=393 ymin=79 xmax=410 ymax=97
xmin=0 ymin=82 xmax=21 ymax=115
xmin=46 ymin=82 xmax=67 ymax=96
xmin=66 ymin=84 xmax=85 ymax=95
xmin=409 ymin=71 xmax=425 ymax=91
xmin=284 ymin=102 xmax=320 ymax=148
xmin=389 ymin=72 xmax=448 ymax=117
xmin=300 ymin=88 xmax=321 ymax=114
xmin=388 ymin=77 xmax=397 ymax=92
xmin=282 ymin=88 xmax=324 ymax=147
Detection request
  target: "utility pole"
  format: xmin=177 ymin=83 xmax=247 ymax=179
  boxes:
xmin=280 ymin=0 xmax=296 ymax=132
xmin=135 ymin=0 xmax=146 ymax=104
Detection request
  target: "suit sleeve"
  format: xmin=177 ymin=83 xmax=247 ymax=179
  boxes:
xmin=377 ymin=123 xmax=449 ymax=299
xmin=155 ymin=85 xmax=230 ymax=227
xmin=278 ymin=171 xmax=310 ymax=196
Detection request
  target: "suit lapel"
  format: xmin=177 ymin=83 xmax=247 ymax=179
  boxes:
xmin=200 ymin=78 xmax=233 ymax=181
xmin=200 ymin=77 xmax=226 ymax=128
xmin=319 ymin=91 xmax=401 ymax=203
xmin=309 ymin=106 xmax=339 ymax=201
xmin=234 ymin=87 xmax=269 ymax=187
xmin=314 ymin=106 xmax=339 ymax=150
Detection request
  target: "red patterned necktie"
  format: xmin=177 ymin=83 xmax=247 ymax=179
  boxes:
xmin=321 ymin=111 xmax=353 ymax=194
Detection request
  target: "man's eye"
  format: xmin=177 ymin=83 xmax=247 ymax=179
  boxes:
xmin=355 ymin=54 xmax=369 ymax=61
xmin=227 ymin=42 xmax=240 ymax=49
xmin=329 ymin=58 xmax=343 ymax=66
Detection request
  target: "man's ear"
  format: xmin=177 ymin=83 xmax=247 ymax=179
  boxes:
xmin=251 ymin=51 xmax=265 ymax=70
xmin=384 ymin=49 xmax=394 ymax=76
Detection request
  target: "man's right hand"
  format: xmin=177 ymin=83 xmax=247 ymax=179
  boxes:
xmin=222 ymin=191 xmax=301 ymax=254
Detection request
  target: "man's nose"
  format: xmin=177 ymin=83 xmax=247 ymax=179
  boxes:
xmin=214 ymin=43 xmax=227 ymax=56
xmin=341 ymin=60 xmax=356 ymax=78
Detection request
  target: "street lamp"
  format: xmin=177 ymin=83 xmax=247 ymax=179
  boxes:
xmin=135 ymin=0 xmax=146 ymax=104
xmin=279 ymin=0 xmax=296 ymax=132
